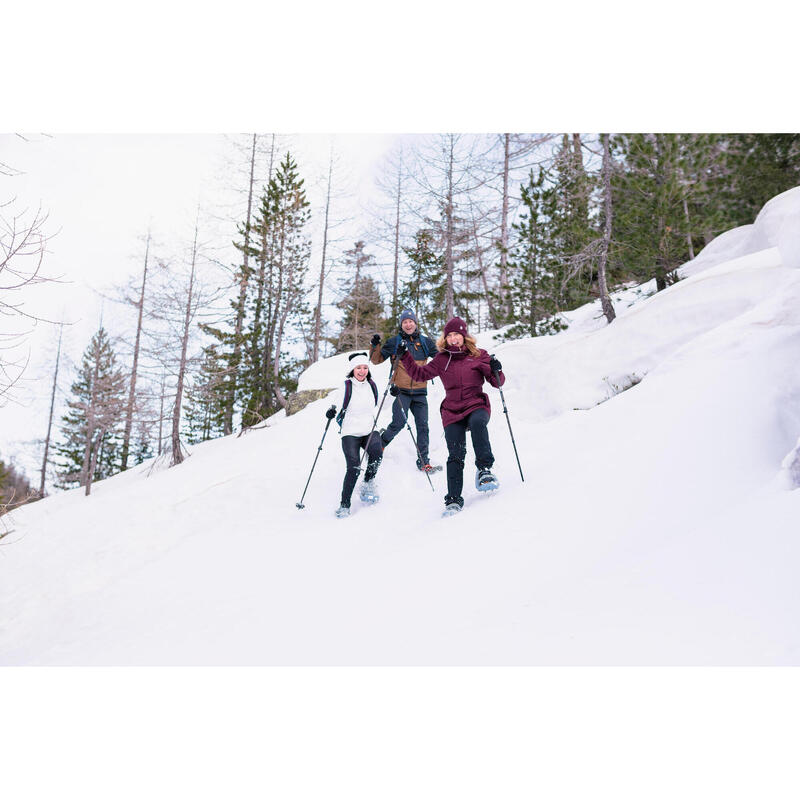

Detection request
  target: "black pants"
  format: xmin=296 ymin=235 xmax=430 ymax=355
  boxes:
xmin=381 ymin=392 xmax=429 ymax=461
xmin=443 ymin=408 xmax=493 ymax=502
xmin=340 ymin=434 xmax=383 ymax=507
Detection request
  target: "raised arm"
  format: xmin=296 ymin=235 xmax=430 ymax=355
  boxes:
xmin=401 ymin=350 xmax=443 ymax=382
xmin=370 ymin=334 xmax=389 ymax=365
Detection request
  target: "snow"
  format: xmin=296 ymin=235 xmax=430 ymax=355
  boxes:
xmin=3 ymin=188 xmax=800 ymax=665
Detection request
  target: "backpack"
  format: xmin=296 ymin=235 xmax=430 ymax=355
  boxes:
xmin=336 ymin=376 xmax=378 ymax=431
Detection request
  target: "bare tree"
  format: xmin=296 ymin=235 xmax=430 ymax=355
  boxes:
xmin=410 ymin=134 xmax=494 ymax=319
xmin=312 ymin=146 xmax=334 ymax=362
xmin=171 ymin=222 xmax=199 ymax=466
xmin=39 ymin=322 xmax=64 ymax=496
xmin=157 ymin=366 xmax=167 ymax=456
xmin=368 ymin=143 xmax=410 ymax=326
xmin=489 ymin=133 xmax=556 ymax=322
xmin=83 ymin=363 xmax=127 ymax=497
xmin=466 ymin=204 xmax=501 ymax=329
xmin=306 ymin=141 xmax=355 ymax=362
xmin=499 ymin=133 xmax=511 ymax=317
xmin=0 ymin=200 xmax=57 ymax=401
xmin=119 ymin=232 xmax=151 ymax=470
xmin=598 ymin=134 xmax=617 ymax=324
xmin=147 ymin=212 xmax=223 ymax=466
xmin=225 ymin=133 xmax=261 ymax=434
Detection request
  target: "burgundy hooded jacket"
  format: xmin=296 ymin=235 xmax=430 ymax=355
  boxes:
xmin=400 ymin=346 xmax=505 ymax=428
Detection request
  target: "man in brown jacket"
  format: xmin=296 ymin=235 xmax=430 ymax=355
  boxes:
xmin=369 ymin=308 xmax=439 ymax=472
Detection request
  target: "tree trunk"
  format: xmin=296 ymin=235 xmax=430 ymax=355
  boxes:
xmin=472 ymin=218 xmax=499 ymax=328
xmin=85 ymin=432 xmax=102 ymax=496
xmin=498 ymin=132 xmax=511 ymax=320
xmin=353 ymin=247 xmax=363 ymax=348
xmin=598 ymin=134 xmax=616 ymax=324
xmin=444 ymin=136 xmax=455 ymax=319
xmin=171 ymin=214 xmax=199 ymax=466
xmin=226 ymin=133 xmax=258 ymax=435
xmin=313 ymin=150 xmax=333 ymax=362
xmin=39 ymin=324 xmax=63 ymax=496
xmin=157 ymin=368 xmax=166 ymax=456
xmin=81 ymin=345 xmax=101 ymax=487
xmin=271 ymin=215 xmax=291 ymax=410
xmin=392 ymin=156 xmax=402 ymax=323
xmin=121 ymin=232 xmax=150 ymax=469
xmin=682 ymin=195 xmax=695 ymax=259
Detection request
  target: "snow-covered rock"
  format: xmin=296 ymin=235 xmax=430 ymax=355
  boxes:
xmin=684 ymin=185 xmax=800 ymax=276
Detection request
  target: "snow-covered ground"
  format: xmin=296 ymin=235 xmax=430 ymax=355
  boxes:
xmin=3 ymin=188 xmax=800 ymax=666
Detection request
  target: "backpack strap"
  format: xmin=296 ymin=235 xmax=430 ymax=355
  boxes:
xmin=336 ymin=379 xmax=352 ymax=430
xmin=368 ymin=376 xmax=378 ymax=404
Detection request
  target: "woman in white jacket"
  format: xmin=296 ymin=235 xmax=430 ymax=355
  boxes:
xmin=327 ymin=352 xmax=383 ymax=518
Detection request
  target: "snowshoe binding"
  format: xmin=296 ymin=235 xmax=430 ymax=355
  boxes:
xmin=335 ymin=505 xmax=351 ymax=519
xmin=359 ymin=480 xmax=380 ymax=504
xmin=417 ymin=459 xmax=442 ymax=473
xmin=475 ymin=468 xmax=499 ymax=492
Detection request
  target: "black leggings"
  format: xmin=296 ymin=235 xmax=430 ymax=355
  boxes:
xmin=340 ymin=433 xmax=383 ymax=507
xmin=443 ymin=408 xmax=494 ymax=501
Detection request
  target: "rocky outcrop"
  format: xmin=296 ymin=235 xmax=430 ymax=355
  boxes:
xmin=285 ymin=387 xmax=336 ymax=417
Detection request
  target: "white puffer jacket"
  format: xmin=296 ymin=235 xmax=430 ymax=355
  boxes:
xmin=334 ymin=377 xmax=378 ymax=438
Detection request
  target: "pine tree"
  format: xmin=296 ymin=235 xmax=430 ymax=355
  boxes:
xmin=503 ymin=169 xmax=566 ymax=339
xmin=335 ymin=241 xmax=385 ymax=351
xmin=239 ymin=152 xmax=312 ymax=427
xmin=548 ymin=134 xmax=597 ymax=310
xmin=398 ymin=228 xmax=448 ymax=335
xmin=56 ymin=327 xmax=127 ymax=492
xmin=610 ymin=134 xmax=691 ymax=291
xmin=724 ymin=134 xmax=800 ymax=226
xmin=183 ymin=347 xmax=227 ymax=443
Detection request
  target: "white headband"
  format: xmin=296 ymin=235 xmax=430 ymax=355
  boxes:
xmin=348 ymin=352 xmax=369 ymax=370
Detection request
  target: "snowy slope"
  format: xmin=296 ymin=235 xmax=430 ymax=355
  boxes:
xmin=3 ymin=188 xmax=800 ymax=666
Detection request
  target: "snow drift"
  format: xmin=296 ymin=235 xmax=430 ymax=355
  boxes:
xmin=3 ymin=188 xmax=800 ymax=666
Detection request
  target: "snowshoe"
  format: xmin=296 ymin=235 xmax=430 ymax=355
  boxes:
xmin=475 ymin=468 xmax=499 ymax=492
xmin=417 ymin=459 xmax=443 ymax=473
xmin=335 ymin=505 xmax=351 ymax=519
xmin=359 ymin=480 xmax=380 ymax=504
xmin=441 ymin=495 xmax=464 ymax=517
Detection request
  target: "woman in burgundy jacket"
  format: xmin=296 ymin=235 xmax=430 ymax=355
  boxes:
xmin=398 ymin=316 xmax=505 ymax=516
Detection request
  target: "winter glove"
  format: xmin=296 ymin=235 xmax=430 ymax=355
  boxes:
xmin=395 ymin=341 xmax=408 ymax=357
xmin=325 ymin=405 xmax=336 ymax=420
xmin=370 ymin=334 xmax=381 ymax=347
xmin=489 ymin=356 xmax=502 ymax=373
xmin=390 ymin=385 xmax=400 ymax=397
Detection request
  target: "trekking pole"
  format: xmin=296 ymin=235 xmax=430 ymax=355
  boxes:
xmin=358 ymin=354 xmax=402 ymax=473
xmin=296 ymin=406 xmax=336 ymax=509
xmin=398 ymin=397 xmax=435 ymax=492
xmin=492 ymin=363 xmax=525 ymax=482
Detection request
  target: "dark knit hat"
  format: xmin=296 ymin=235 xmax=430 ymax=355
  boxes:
xmin=399 ymin=308 xmax=418 ymax=324
xmin=444 ymin=317 xmax=468 ymax=338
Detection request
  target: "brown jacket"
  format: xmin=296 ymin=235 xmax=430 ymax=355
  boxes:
xmin=370 ymin=332 xmax=438 ymax=392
